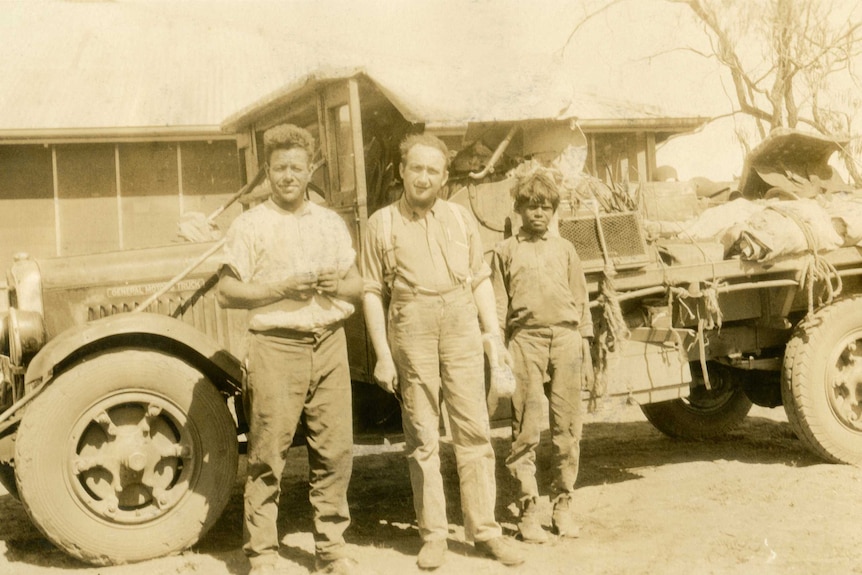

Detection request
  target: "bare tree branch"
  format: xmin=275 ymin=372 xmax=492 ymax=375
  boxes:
xmin=667 ymin=0 xmax=862 ymax=183
xmin=633 ymin=46 xmax=715 ymax=62
xmin=559 ymin=0 xmax=629 ymax=57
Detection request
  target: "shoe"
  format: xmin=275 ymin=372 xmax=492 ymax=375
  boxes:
xmin=417 ymin=539 xmax=448 ymax=570
xmin=249 ymin=563 xmax=276 ymax=575
xmin=517 ymin=497 xmax=549 ymax=543
xmin=474 ymin=536 xmax=525 ymax=566
xmin=314 ymin=557 xmax=357 ymax=575
xmin=552 ymin=494 xmax=580 ymax=538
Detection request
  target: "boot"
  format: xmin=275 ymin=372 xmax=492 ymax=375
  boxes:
xmin=517 ymin=497 xmax=549 ymax=543
xmin=552 ymin=494 xmax=580 ymax=538
xmin=417 ymin=539 xmax=447 ymax=570
xmin=474 ymin=537 xmax=525 ymax=566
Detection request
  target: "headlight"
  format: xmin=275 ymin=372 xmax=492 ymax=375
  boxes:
xmin=3 ymin=308 xmax=45 ymax=365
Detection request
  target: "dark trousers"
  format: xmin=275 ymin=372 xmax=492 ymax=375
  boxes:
xmin=243 ymin=328 xmax=353 ymax=567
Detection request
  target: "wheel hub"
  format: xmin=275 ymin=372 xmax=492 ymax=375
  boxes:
xmin=687 ymin=364 xmax=735 ymax=411
xmin=68 ymin=394 xmax=194 ymax=524
xmin=831 ymin=340 xmax=862 ymax=432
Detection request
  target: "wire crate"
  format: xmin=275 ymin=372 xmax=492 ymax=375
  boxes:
xmin=558 ymin=211 xmax=651 ymax=272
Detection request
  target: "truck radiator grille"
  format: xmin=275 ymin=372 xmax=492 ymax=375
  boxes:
xmin=558 ymin=212 xmax=650 ymax=272
xmin=84 ymin=276 xmax=235 ymax=349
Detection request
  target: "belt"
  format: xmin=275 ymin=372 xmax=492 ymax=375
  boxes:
xmin=252 ymin=322 xmax=342 ymax=345
xmin=391 ymin=280 xmax=469 ymax=298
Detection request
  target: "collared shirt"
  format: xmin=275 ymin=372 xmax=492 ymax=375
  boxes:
xmin=491 ymin=230 xmax=593 ymax=338
xmin=361 ymin=197 xmax=490 ymax=296
xmin=222 ymin=198 xmax=356 ymax=332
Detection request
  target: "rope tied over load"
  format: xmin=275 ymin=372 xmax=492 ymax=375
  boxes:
xmin=767 ymin=203 xmax=843 ymax=316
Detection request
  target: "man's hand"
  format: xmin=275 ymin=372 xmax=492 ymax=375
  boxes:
xmin=274 ymin=272 xmax=317 ymax=300
xmin=316 ymin=268 xmax=340 ymax=296
xmin=373 ymin=355 xmax=399 ymax=395
xmin=483 ymin=333 xmax=516 ymax=398
xmin=483 ymin=333 xmax=513 ymax=370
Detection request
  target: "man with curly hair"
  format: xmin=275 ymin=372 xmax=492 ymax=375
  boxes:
xmin=218 ymin=123 xmax=362 ymax=575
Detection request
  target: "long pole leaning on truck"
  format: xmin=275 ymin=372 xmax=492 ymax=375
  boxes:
xmin=134 ymin=158 xmax=326 ymax=312
xmin=137 ymin=155 xmax=326 ymax=313
xmin=132 ymin=166 xmax=269 ymax=312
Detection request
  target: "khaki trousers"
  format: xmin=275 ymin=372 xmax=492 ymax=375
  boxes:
xmin=506 ymin=326 xmax=583 ymax=501
xmin=389 ymin=286 xmax=502 ymax=543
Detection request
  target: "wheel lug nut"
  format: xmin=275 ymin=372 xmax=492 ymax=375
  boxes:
xmin=126 ymin=452 xmax=147 ymax=472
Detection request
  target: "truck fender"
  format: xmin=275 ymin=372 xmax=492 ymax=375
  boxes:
xmin=24 ymin=312 xmax=244 ymax=395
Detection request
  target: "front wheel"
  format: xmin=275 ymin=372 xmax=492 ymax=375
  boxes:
xmin=641 ymin=361 xmax=753 ymax=440
xmin=782 ymin=297 xmax=862 ymax=464
xmin=15 ymin=348 xmax=239 ymax=565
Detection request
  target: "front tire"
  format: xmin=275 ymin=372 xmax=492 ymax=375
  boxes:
xmin=641 ymin=361 xmax=753 ymax=440
xmin=782 ymin=297 xmax=862 ymax=464
xmin=15 ymin=348 xmax=238 ymax=565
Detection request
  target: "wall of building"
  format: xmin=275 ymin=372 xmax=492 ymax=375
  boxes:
xmin=0 ymin=138 xmax=242 ymax=271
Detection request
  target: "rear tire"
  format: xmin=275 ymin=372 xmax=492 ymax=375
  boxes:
xmin=15 ymin=348 xmax=238 ymax=565
xmin=641 ymin=361 xmax=753 ymax=440
xmin=782 ymin=297 xmax=862 ymax=464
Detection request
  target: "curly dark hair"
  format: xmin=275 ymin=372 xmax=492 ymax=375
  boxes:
xmin=263 ymin=124 xmax=315 ymax=164
xmin=512 ymin=168 xmax=560 ymax=211
xmin=399 ymin=133 xmax=450 ymax=170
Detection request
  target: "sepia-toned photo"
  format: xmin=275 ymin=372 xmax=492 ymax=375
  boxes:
xmin=1 ymin=1 xmax=861 ymax=574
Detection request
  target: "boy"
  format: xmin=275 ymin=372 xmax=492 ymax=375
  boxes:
xmin=490 ymin=167 xmax=594 ymax=543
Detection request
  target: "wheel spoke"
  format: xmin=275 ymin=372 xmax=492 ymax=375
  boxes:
xmin=95 ymin=411 xmax=118 ymax=437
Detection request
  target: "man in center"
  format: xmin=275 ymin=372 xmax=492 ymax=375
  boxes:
xmin=361 ymin=133 xmax=524 ymax=570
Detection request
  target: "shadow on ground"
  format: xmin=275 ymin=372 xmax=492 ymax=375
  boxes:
xmin=0 ymin=407 xmax=823 ymax=571
xmin=194 ymin=408 xmax=820 ymax=561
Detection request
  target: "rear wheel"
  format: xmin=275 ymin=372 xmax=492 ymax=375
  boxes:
xmin=15 ymin=348 xmax=238 ymax=565
xmin=641 ymin=361 xmax=753 ymax=440
xmin=782 ymin=297 xmax=862 ymax=464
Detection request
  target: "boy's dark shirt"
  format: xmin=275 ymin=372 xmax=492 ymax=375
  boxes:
xmin=491 ymin=229 xmax=593 ymax=339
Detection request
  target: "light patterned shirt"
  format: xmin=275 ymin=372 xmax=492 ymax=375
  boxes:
xmin=222 ymin=198 xmax=356 ymax=332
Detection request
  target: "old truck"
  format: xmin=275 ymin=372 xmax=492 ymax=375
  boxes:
xmin=2 ymin=68 xmax=861 ymax=566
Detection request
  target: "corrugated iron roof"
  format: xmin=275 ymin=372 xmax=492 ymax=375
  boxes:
xmin=0 ymin=1 xmax=707 ymax=141
xmin=222 ymin=67 xmax=706 ymax=134
xmin=0 ymin=2 xmax=310 ymax=138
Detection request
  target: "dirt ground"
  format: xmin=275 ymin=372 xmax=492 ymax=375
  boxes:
xmin=1 ymin=401 xmax=861 ymax=575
